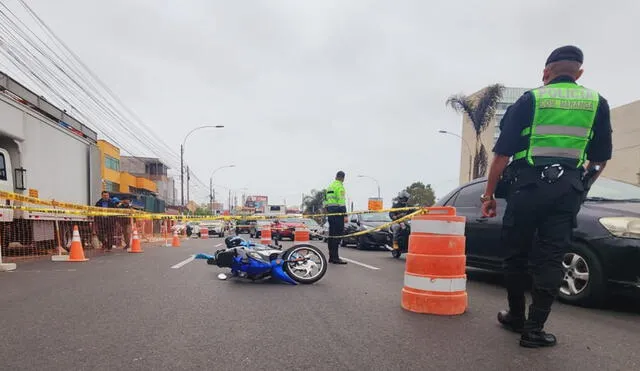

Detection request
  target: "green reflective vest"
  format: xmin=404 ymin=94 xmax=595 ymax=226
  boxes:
xmin=513 ymin=82 xmax=600 ymax=168
xmin=323 ymin=180 xmax=346 ymax=207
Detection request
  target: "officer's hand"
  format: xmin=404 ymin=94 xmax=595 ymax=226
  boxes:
xmin=481 ymin=199 xmax=497 ymax=218
xmin=343 ymin=216 xmax=348 ymax=223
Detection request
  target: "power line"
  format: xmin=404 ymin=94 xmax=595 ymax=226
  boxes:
xmin=0 ymin=2 xmax=212 ymax=201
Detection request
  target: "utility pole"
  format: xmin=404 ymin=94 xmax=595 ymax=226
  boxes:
xmin=186 ymin=165 xmax=190 ymax=205
xmin=209 ymin=178 xmax=213 ymax=214
xmin=180 ymin=144 xmax=184 ymax=206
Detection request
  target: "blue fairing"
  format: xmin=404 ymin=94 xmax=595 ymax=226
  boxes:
xmin=230 ymin=255 xmax=271 ymax=277
xmin=271 ymin=261 xmax=297 ymax=285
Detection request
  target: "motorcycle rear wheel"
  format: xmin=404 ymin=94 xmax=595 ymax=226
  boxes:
xmin=283 ymin=244 xmax=328 ymax=284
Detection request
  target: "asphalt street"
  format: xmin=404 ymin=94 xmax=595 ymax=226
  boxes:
xmin=1 ymin=235 xmax=639 ymax=371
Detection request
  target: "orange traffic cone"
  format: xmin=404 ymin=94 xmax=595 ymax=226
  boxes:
xmin=172 ymin=230 xmax=181 ymax=247
xmin=128 ymin=228 xmax=143 ymax=253
xmin=68 ymin=225 xmax=88 ymax=262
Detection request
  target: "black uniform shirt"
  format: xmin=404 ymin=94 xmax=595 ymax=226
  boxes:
xmin=493 ymin=76 xmax=613 ymax=167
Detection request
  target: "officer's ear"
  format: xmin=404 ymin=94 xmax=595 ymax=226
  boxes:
xmin=542 ymin=67 xmax=551 ymax=85
xmin=575 ymin=68 xmax=584 ymax=81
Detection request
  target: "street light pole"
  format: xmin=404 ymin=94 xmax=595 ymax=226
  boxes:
xmin=209 ymin=165 xmax=235 ymax=214
xmin=439 ymin=130 xmax=473 ymax=182
xmin=180 ymin=125 xmax=224 ymax=207
xmin=357 ymin=175 xmax=381 ymax=198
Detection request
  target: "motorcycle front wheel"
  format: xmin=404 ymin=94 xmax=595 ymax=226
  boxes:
xmin=283 ymin=244 xmax=328 ymax=284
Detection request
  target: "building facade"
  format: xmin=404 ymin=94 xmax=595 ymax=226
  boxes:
xmin=457 ymin=86 xmax=531 ymax=185
xmin=455 ymin=88 xmax=640 ymax=186
xmin=120 ymin=156 xmax=176 ymax=205
xmin=97 ymin=140 xmax=166 ymax=211
xmin=604 ymin=99 xmax=640 ymax=185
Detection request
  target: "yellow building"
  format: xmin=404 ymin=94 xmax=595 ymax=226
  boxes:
xmin=96 ymin=140 xmax=158 ymax=194
xmin=97 ymin=140 xmax=121 ymax=192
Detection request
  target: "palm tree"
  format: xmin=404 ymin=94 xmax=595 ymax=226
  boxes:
xmin=302 ymin=189 xmax=326 ymax=224
xmin=446 ymin=83 xmax=505 ymax=178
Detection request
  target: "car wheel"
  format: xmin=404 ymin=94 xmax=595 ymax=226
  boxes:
xmin=356 ymin=237 xmax=368 ymax=250
xmin=558 ymin=242 xmax=606 ymax=307
xmin=340 ymin=240 xmax=348 ymax=247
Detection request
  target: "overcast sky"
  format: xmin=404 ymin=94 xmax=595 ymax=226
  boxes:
xmin=2 ymin=0 xmax=639 ymax=210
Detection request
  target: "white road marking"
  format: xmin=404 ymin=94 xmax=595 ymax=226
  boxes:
xmin=171 ymin=255 xmax=195 ymax=269
xmin=214 ymin=243 xmax=222 ymax=247
xmin=340 ymin=257 xmax=380 ymax=270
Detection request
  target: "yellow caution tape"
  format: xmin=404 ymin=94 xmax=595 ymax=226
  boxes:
xmin=317 ymin=208 xmax=427 ymax=239
xmin=0 ymin=189 xmax=425 ymax=222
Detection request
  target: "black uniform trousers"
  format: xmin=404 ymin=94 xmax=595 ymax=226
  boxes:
xmin=326 ymin=206 xmax=346 ymax=261
xmin=501 ymin=167 xmax=583 ymax=331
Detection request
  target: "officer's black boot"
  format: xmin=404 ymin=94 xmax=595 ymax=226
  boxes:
xmin=329 ymin=240 xmax=347 ymax=264
xmin=497 ymin=297 xmax=525 ymax=333
xmin=498 ymin=274 xmax=527 ymax=333
xmin=520 ymin=305 xmax=556 ymax=348
xmin=331 ymin=244 xmax=347 ymax=264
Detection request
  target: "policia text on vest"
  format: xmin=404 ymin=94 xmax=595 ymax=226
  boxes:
xmin=323 ymin=171 xmax=348 ymax=265
xmin=481 ymin=45 xmax=612 ymax=349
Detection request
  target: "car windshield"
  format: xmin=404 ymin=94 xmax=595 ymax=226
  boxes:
xmin=282 ymin=218 xmax=304 ymax=224
xmin=360 ymin=212 xmax=391 ymax=222
xmin=301 ymin=219 xmax=319 ymax=227
xmin=586 ymin=177 xmax=640 ymax=201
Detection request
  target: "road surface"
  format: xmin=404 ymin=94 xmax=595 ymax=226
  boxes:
xmin=1 ymin=236 xmax=638 ymax=370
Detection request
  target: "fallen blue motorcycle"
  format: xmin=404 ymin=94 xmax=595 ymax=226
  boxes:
xmin=194 ymin=236 xmax=327 ymax=285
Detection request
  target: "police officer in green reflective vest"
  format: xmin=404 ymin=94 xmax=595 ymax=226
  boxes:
xmin=323 ymin=171 xmax=348 ymax=264
xmin=481 ymin=45 xmax=612 ymax=348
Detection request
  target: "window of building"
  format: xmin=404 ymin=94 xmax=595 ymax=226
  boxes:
xmin=145 ymin=162 xmax=167 ymax=176
xmin=105 ymin=155 xmax=120 ymax=171
xmin=0 ymin=153 xmax=7 ymax=181
xmin=104 ymin=181 xmax=120 ymax=193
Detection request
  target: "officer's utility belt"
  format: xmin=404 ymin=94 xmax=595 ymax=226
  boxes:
xmin=325 ymin=205 xmax=346 ymax=214
xmin=539 ymin=163 xmax=565 ymax=184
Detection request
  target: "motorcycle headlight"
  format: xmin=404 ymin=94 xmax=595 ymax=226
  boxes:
xmin=599 ymin=217 xmax=640 ymax=239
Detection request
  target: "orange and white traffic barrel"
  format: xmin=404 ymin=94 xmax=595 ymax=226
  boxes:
xmin=401 ymin=206 xmax=467 ymax=315
xmin=294 ymin=227 xmax=310 ymax=243
xmin=260 ymin=226 xmax=272 ymax=245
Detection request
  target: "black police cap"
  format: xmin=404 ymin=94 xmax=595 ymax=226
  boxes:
xmin=545 ymin=45 xmax=583 ymax=66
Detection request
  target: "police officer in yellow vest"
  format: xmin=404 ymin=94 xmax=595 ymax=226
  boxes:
xmin=323 ymin=171 xmax=348 ymax=264
xmin=481 ymin=46 xmax=612 ymax=348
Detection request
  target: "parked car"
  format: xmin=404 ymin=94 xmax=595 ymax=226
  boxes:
xmin=277 ymin=217 xmax=323 ymax=240
xmin=235 ymin=219 xmax=253 ymax=234
xmin=249 ymin=220 xmax=273 ymax=238
xmin=300 ymin=218 xmax=323 ymax=240
xmin=199 ymin=220 xmax=225 ymax=237
xmin=342 ymin=212 xmax=393 ymax=250
xmin=272 ymin=218 xmax=306 ymax=240
xmin=434 ymin=176 xmax=640 ymax=307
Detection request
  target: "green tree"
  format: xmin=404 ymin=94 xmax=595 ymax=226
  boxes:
xmin=446 ymin=83 xmax=504 ymax=179
xmin=302 ymin=189 xmax=326 ymax=223
xmin=395 ymin=182 xmax=436 ymax=207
